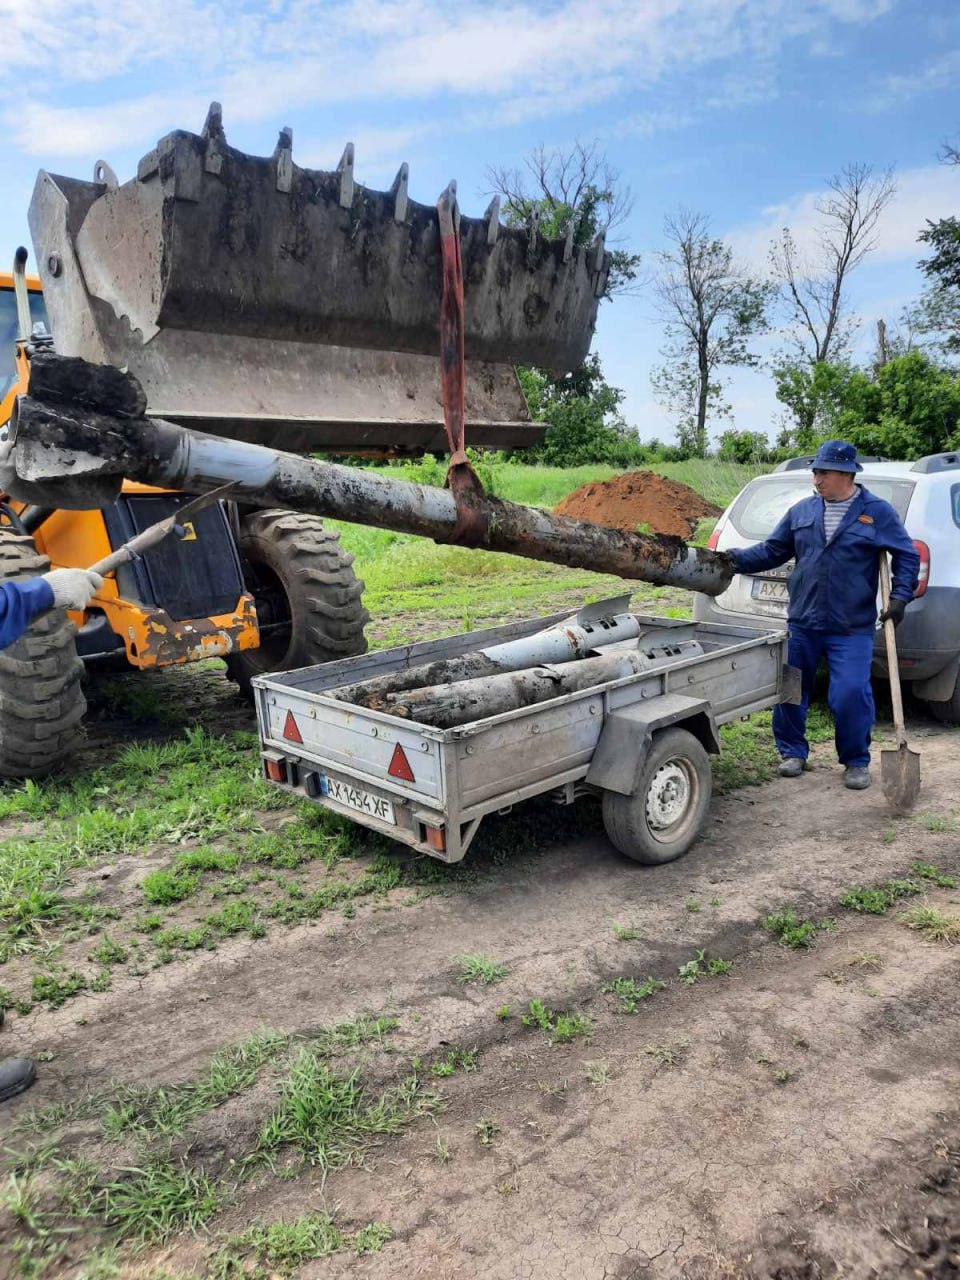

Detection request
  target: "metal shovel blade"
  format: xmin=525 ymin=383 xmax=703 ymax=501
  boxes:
xmin=880 ymin=742 xmax=921 ymax=813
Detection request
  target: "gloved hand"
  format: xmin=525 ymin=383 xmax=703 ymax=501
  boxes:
xmin=879 ymin=598 xmax=907 ymax=628
xmin=42 ymin=568 xmax=104 ymax=611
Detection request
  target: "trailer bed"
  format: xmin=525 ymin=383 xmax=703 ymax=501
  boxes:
xmin=254 ymin=612 xmax=795 ymax=864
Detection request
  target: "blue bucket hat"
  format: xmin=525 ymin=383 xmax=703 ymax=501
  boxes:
xmin=811 ymin=440 xmax=862 ymax=473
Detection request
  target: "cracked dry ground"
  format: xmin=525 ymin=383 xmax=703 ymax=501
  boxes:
xmin=3 ymin=701 xmax=960 ymax=1279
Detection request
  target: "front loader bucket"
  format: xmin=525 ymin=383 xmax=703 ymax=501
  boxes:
xmin=28 ymin=105 xmax=610 ymax=453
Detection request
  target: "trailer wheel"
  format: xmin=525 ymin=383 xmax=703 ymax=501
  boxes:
xmin=0 ymin=527 xmax=86 ymax=778
xmin=225 ymin=511 xmax=369 ymax=698
xmin=601 ymin=726 xmax=712 ymax=865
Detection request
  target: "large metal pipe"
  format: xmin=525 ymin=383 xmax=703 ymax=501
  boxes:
xmin=11 ymin=366 xmax=734 ymax=598
xmin=332 ymin=600 xmax=642 ymax=708
xmin=381 ymin=641 xmax=706 ymax=728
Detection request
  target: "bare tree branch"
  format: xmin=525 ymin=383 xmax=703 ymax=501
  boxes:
xmin=653 ymin=209 xmax=773 ymax=456
xmin=771 ymin=163 xmax=897 ymax=367
xmin=486 ymin=140 xmax=642 ymax=298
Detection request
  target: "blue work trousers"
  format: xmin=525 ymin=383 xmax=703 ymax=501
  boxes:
xmin=773 ymin=625 xmax=875 ymax=768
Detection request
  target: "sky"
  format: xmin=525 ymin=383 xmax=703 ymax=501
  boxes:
xmin=2 ymin=0 xmax=958 ymax=444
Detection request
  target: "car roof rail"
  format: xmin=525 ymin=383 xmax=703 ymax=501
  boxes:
xmin=773 ymin=454 xmax=889 ymax=472
xmin=911 ymin=451 xmax=960 ymax=473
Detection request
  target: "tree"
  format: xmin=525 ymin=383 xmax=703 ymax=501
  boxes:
xmin=771 ymin=164 xmax=896 ymax=442
xmin=772 ymin=352 xmax=960 ymax=459
xmin=487 ymin=140 xmax=642 ymax=299
xmin=518 ymin=354 xmax=648 ymax=467
xmin=651 ymin=211 xmax=773 ymax=458
xmin=913 ymin=142 xmax=960 ymax=356
xmin=489 ymin=142 xmax=644 ymax=466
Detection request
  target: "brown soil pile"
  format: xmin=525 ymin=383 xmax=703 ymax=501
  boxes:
xmin=553 ymin=469 xmax=721 ymax=538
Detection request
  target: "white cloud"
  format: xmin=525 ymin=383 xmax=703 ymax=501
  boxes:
xmin=0 ymin=0 xmax=897 ymax=161
xmin=725 ymin=164 xmax=960 ymax=275
xmin=862 ymin=48 xmax=960 ymax=114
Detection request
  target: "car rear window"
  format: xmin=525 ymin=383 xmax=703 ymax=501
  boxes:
xmin=729 ymin=475 xmax=915 ymax=539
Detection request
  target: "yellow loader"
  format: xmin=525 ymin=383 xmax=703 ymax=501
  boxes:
xmin=0 ymin=104 xmax=608 ymax=777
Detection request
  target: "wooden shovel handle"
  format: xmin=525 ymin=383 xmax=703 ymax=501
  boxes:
xmin=879 ymin=554 xmax=907 ymax=747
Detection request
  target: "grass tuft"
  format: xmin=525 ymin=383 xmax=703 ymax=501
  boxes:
xmin=455 ymin=952 xmax=507 ymax=985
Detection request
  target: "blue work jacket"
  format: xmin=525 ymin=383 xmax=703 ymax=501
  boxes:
xmin=0 ymin=577 xmax=54 ymax=649
xmin=731 ymin=486 xmax=920 ymax=635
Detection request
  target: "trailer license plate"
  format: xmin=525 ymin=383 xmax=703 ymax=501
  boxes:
xmin=751 ymin=578 xmax=789 ymax=604
xmin=320 ymin=775 xmax=395 ymax=824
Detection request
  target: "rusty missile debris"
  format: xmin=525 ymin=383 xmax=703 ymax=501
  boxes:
xmin=330 ymin=595 xmax=642 ymax=708
xmin=377 ymin=641 xmax=706 ymax=729
xmin=10 ymin=355 xmax=736 ymax=599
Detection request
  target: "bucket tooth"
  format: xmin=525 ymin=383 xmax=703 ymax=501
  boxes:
xmin=590 ymin=231 xmax=608 ymax=297
xmin=526 ymin=208 xmax=540 ymax=268
xmin=274 ymin=127 xmax=293 ymax=193
xmin=438 ymin=181 xmax=459 ymax=237
xmin=336 ymin=143 xmax=354 ymax=208
xmin=389 ymin=163 xmax=409 ymax=223
xmin=484 ymin=196 xmax=501 ymax=246
xmin=562 ymin=219 xmax=575 ymax=264
xmin=202 ymin=101 xmax=225 ymax=175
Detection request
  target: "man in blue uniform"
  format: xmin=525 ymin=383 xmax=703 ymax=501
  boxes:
xmin=0 ymin=563 xmax=102 ymax=1103
xmin=727 ymin=440 xmax=919 ymax=791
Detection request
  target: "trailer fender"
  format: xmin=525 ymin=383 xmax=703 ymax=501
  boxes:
xmin=586 ymin=694 xmax=720 ymax=797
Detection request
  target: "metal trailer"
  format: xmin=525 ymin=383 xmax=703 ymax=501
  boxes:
xmin=253 ymin=611 xmax=796 ymax=866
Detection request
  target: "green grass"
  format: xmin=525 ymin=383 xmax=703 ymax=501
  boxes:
xmin=602 ymin=975 xmax=665 ymax=1012
xmin=520 ymin=998 xmax=592 ymax=1044
xmin=901 ymin=904 xmax=960 ymax=943
xmin=762 ymin=908 xmax=826 ymax=950
xmin=223 ymin=1212 xmax=393 ymax=1273
xmin=429 ymin=1047 xmax=478 ymax=1077
xmin=257 ymin=1050 xmax=440 ymax=1170
xmin=100 ymin=1030 xmax=289 ymax=1140
xmin=677 ymin=949 xmax=732 ymax=983
xmin=455 ymin=952 xmax=507 ymax=985
xmin=612 ymin=924 xmax=641 ymax=941
xmin=94 ymin=1159 xmax=223 ymax=1243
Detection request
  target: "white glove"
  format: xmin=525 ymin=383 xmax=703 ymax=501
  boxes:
xmin=42 ymin=568 xmax=104 ymax=611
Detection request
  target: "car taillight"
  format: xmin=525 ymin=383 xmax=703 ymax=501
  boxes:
xmin=913 ymin=540 xmax=930 ymax=598
xmin=706 ymin=518 xmax=726 ymax=551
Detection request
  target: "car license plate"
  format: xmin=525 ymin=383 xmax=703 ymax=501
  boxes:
xmin=320 ymin=775 xmax=395 ymax=824
xmin=751 ymin=578 xmax=789 ymax=603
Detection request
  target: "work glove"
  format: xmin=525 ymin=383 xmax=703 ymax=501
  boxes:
xmin=879 ymin=598 xmax=906 ymax=628
xmin=42 ymin=568 xmax=104 ymax=611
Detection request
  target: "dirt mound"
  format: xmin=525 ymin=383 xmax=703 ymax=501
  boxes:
xmin=554 ymin=470 xmax=721 ymax=538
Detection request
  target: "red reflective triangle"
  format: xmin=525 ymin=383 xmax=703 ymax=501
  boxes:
xmin=388 ymin=742 xmax=415 ymax=782
xmin=282 ymin=710 xmax=303 ymax=744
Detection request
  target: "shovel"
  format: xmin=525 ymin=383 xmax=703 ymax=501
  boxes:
xmin=878 ymin=554 xmax=921 ymax=812
xmin=88 ymin=484 xmax=238 ymax=577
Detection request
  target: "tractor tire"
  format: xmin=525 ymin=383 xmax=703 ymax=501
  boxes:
xmin=225 ymin=511 xmax=369 ymax=698
xmin=0 ymin=527 xmax=86 ymax=778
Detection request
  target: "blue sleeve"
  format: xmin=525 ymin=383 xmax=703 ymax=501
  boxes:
xmin=876 ymin=506 xmax=920 ymax=602
xmin=0 ymin=578 xmax=54 ymax=649
xmin=728 ymin=510 xmax=796 ymax=575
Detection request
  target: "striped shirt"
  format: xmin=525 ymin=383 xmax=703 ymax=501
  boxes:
xmin=822 ymin=491 xmax=857 ymax=542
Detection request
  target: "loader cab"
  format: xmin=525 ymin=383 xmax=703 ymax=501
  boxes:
xmin=0 ymin=270 xmax=48 ymax=423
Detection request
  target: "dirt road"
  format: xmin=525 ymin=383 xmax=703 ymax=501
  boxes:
xmin=3 ymin=691 xmax=958 ymax=1279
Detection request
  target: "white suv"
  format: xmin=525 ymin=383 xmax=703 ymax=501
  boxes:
xmin=693 ymin=451 xmax=960 ymax=722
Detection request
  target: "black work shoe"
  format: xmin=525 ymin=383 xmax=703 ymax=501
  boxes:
xmin=843 ymin=766 xmax=871 ymax=791
xmin=778 ymin=757 xmax=805 ymax=778
xmin=0 ymin=1057 xmax=36 ymax=1103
